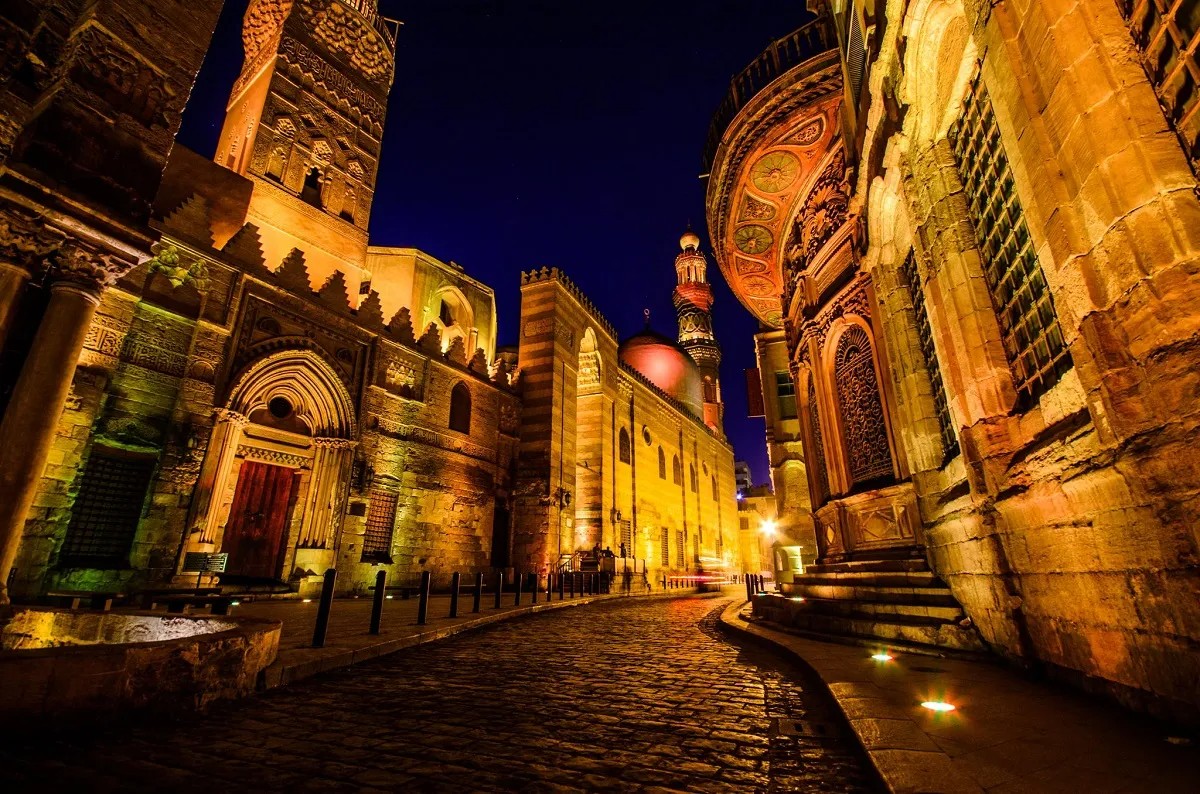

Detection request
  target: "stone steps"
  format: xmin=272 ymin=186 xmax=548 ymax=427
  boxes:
xmin=787 ymin=595 xmax=965 ymax=622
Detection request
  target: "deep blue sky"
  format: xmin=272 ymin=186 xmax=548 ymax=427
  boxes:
xmin=178 ymin=0 xmax=813 ymax=485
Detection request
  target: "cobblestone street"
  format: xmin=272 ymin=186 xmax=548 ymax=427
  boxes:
xmin=4 ymin=595 xmax=880 ymax=792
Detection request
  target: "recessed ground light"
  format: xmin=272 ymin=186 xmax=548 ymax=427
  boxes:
xmin=871 ymin=652 xmax=894 ymax=662
xmin=921 ymin=701 xmax=956 ymax=712
xmin=790 ymin=596 xmax=806 ymax=602
xmin=302 ymin=598 xmax=313 ymax=603
xmin=229 ymin=600 xmax=240 ymax=606
xmin=385 ymin=594 xmax=394 ymax=600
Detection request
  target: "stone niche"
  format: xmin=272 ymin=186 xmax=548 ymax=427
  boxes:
xmin=0 ymin=608 xmax=280 ymax=718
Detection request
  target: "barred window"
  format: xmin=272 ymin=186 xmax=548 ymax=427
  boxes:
xmin=1118 ymin=0 xmax=1200 ymax=172
xmin=775 ymin=372 xmax=798 ymax=419
xmin=620 ymin=520 xmax=633 ymax=556
xmin=950 ymin=71 xmax=1072 ymax=406
xmin=806 ymin=378 xmax=830 ymax=505
xmin=361 ymin=489 xmax=398 ymax=562
xmin=740 ymin=516 xmax=750 ymax=530
xmin=900 ymin=250 xmax=960 ymax=461
xmin=61 ymin=449 xmax=155 ymax=568
xmin=618 ymin=427 xmax=631 ymax=464
xmin=675 ymin=530 xmax=685 ymax=568
xmin=661 ymin=526 xmax=670 ymax=566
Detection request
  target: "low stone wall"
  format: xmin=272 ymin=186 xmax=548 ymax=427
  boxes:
xmin=0 ymin=608 xmax=280 ymax=717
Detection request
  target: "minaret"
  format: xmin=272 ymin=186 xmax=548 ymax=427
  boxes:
xmin=673 ymin=229 xmax=724 ymax=432
xmin=214 ymin=0 xmax=398 ymax=298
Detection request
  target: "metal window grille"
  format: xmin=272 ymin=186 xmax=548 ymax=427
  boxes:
xmin=60 ymin=450 xmax=155 ymax=567
xmin=675 ymin=530 xmax=686 ymax=568
xmin=361 ymin=489 xmax=398 ymax=559
xmin=740 ymin=516 xmax=750 ymax=530
xmin=620 ymin=520 xmax=633 ymax=555
xmin=900 ymin=250 xmax=960 ymax=461
xmin=1118 ymin=0 xmax=1200 ymax=172
xmin=692 ymin=534 xmax=700 ymax=564
xmin=845 ymin=2 xmax=867 ymax=101
xmin=950 ymin=71 xmax=1072 ymax=406
xmin=661 ymin=527 xmax=670 ymax=566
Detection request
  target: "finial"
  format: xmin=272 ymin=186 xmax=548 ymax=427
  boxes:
xmin=643 ymin=308 xmax=651 ymax=328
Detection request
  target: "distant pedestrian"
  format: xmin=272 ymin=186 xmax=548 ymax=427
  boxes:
xmin=619 ymin=542 xmax=626 ymax=559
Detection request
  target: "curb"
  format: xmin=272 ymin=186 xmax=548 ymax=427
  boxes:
xmin=717 ymin=600 xmax=984 ymax=794
xmin=263 ymin=588 xmax=714 ymax=689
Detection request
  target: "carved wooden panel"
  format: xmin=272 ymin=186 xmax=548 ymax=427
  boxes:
xmin=834 ymin=326 xmax=894 ymax=485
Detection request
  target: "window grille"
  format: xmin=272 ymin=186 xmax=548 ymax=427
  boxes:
xmin=618 ymin=428 xmax=631 ymax=463
xmin=807 ymin=378 xmax=830 ymax=505
xmin=361 ymin=489 xmax=398 ymax=561
xmin=619 ymin=520 xmax=633 ymax=556
xmin=661 ymin=527 xmax=670 ymax=566
xmin=776 ymin=372 xmax=798 ymax=419
xmin=740 ymin=516 xmax=750 ymax=530
xmin=449 ymin=383 xmax=471 ymax=433
xmin=950 ymin=71 xmax=1072 ymax=405
xmin=60 ymin=450 xmax=155 ymax=568
xmin=900 ymin=250 xmax=960 ymax=461
xmin=1118 ymin=0 xmax=1200 ymax=172
xmin=675 ymin=530 xmax=685 ymax=568
xmin=692 ymin=534 xmax=700 ymax=564
xmin=845 ymin=2 xmax=867 ymax=101
xmin=835 ymin=326 xmax=896 ymax=485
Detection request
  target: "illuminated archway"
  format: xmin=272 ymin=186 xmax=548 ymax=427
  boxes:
xmin=226 ymin=349 xmax=356 ymax=439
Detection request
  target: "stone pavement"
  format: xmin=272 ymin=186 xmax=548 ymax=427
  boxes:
xmin=2 ymin=595 xmax=881 ymax=792
xmin=233 ymin=582 xmax=694 ymax=688
xmin=719 ymin=601 xmax=1200 ymax=793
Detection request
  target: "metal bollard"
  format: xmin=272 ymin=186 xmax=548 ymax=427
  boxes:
xmin=583 ymin=572 xmax=589 ymax=596
xmin=558 ymin=572 xmax=565 ymax=600
xmin=745 ymin=574 xmax=753 ymax=602
xmin=568 ymin=572 xmax=575 ymax=598
xmin=472 ymin=572 xmax=483 ymax=613
xmin=531 ymin=572 xmax=539 ymax=604
xmin=514 ymin=570 xmax=523 ymax=606
xmin=312 ymin=568 xmax=337 ymax=647
xmin=546 ymin=573 xmax=553 ymax=601
xmin=369 ymin=569 xmax=386 ymax=635
xmin=493 ymin=570 xmax=503 ymax=608
xmin=416 ymin=570 xmax=432 ymax=625
xmin=449 ymin=571 xmax=461 ymax=618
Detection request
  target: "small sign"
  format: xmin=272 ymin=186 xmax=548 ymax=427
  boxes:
xmin=183 ymin=552 xmax=229 ymax=573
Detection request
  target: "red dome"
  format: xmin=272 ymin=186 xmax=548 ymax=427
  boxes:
xmin=618 ymin=329 xmax=704 ymax=416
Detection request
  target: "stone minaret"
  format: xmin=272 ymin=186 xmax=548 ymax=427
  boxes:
xmin=673 ymin=229 xmax=724 ymax=432
xmin=214 ymin=0 xmax=398 ymax=298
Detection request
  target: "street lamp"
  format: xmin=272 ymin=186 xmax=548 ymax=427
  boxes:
xmin=759 ymin=519 xmax=777 ymax=539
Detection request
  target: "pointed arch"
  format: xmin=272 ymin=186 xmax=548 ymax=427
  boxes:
xmin=227 ymin=349 xmax=356 ymax=438
xmin=658 ymin=446 xmax=666 ymax=479
xmin=618 ymin=427 xmax=631 ymax=464
xmin=449 ymin=381 xmax=472 ymax=434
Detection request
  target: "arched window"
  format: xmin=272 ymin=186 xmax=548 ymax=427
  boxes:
xmin=689 ymin=464 xmax=698 ymax=492
xmin=266 ymin=148 xmax=285 ymax=182
xmin=449 ymin=382 xmax=471 ymax=434
xmin=658 ymin=447 xmax=666 ymax=479
xmin=618 ymin=428 xmax=631 ymax=464
xmin=672 ymin=455 xmax=682 ymax=485
xmin=301 ymin=166 xmax=323 ymax=207
xmin=834 ymin=326 xmax=894 ymax=487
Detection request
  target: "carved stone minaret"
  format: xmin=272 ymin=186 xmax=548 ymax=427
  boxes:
xmin=673 ymin=229 xmax=724 ymax=432
xmin=215 ymin=0 xmax=398 ymax=298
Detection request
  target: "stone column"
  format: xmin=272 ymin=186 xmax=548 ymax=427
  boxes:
xmin=297 ymin=437 xmax=355 ymax=550
xmin=0 ymin=212 xmax=60 ymax=356
xmin=0 ymin=242 xmax=131 ymax=603
xmin=183 ymin=408 xmax=249 ymax=550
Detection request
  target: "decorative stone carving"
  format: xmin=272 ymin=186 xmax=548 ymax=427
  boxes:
xmin=834 ymin=326 xmax=893 ymax=485
xmin=49 ymin=242 xmax=133 ymax=293
xmin=0 ymin=212 xmax=62 ymax=271
xmin=145 ymin=243 xmax=210 ymax=291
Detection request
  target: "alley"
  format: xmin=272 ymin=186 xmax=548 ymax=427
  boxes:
xmin=3 ymin=595 xmax=880 ymax=792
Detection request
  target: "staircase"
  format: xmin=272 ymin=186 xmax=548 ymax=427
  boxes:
xmin=753 ymin=559 xmax=988 ymax=656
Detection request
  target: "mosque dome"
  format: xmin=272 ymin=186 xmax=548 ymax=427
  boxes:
xmin=618 ymin=328 xmax=704 ymax=417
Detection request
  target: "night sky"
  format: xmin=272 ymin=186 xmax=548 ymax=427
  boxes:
xmin=177 ymin=0 xmax=815 ymax=485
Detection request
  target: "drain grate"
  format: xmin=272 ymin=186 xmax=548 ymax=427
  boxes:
xmin=772 ymin=717 xmax=841 ymax=738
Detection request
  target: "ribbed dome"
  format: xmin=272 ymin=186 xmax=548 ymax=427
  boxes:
xmin=618 ymin=329 xmax=704 ymax=416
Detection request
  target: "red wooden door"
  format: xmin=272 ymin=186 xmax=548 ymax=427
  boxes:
xmin=223 ymin=462 xmax=297 ymax=579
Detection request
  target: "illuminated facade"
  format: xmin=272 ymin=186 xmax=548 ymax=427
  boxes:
xmin=0 ymin=0 xmax=739 ymax=604
xmin=707 ymin=2 xmax=1200 ymax=722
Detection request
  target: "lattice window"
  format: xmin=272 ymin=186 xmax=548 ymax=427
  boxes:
xmin=60 ymin=450 xmax=155 ymax=568
xmin=1118 ymin=0 xmax=1200 ymax=172
xmin=806 ymin=377 xmax=830 ymax=504
xmin=361 ymin=489 xmax=398 ymax=562
xmin=834 ymin=326 xmax=895 ymax=486
xmin=675 ymin=530 xmax=686 ymax=568
xmin=900 ymin=250 xmax=960 ymax=461
xmin=661 ymin=527 xmax=670 ymax=566
xmin=740 ymin=515 xmax=750 ymax=530
xmin=618 ymin=428 xmax=631 ymax=464
xmin=950 ymin=71 xmax=1072 ymax=405
xmin=620 ymin=520 xmax=633 ymax=557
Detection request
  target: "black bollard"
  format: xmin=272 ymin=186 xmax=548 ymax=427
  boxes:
xmin=745 ymin=574 xmax=753 ymax=602
xmin=494 ymin=570 xmax=503 ymax=608
xmin=531 ymin=572 xmax=538 ymax=604
xmin=546 ymin=573 xmax=553 ymax=601
xmin=568 ymin=572 xmax=575 ymax=598
xmin=369 ymin=569 xmax=386 ymax=635
xmin=416 ymin=570 xmax=432 ymax=625
xmin=449 ymin=572 xmax=461 ymax=618
xmin=312 ymin=568 xmax=337 ymax=647
xmin=514 ymin=570 xmax=523 ymax=606
xmin=583 ymin=572 xmax=589 ymax=596
xmin=472 ymin=572 xmax=483 ymax=613
xmin=558 ymin=572 xmax=565 ymax=600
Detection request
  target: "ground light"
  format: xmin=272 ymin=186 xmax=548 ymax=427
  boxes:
xmin=302 ymin=598 xmax=313 ymax=603
xmin=921 ymin=701 xmax=956 ymax=712
xmin=871 ymin=652 xmax=894 ymax=662
xmin=790 ymin=596 xmax=806 ymax=602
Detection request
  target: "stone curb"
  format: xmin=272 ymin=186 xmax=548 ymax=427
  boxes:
xmin=263 ymin=589 xmax=709 ymax=689
xmin=717 ymin=600 xmax=984 ymax=794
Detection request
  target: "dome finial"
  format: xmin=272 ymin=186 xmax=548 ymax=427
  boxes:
xmin=643 ymin=307 xmax=651 ymax=328
xmin=680 ymin=227 xmax=701 ymax=251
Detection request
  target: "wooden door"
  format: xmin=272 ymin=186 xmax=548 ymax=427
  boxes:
xmin=223 ymin=462 xmax=297 ymax=579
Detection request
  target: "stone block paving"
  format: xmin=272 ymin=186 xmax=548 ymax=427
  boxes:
xmin=2 ymin=596 xmax=881 ymax=792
